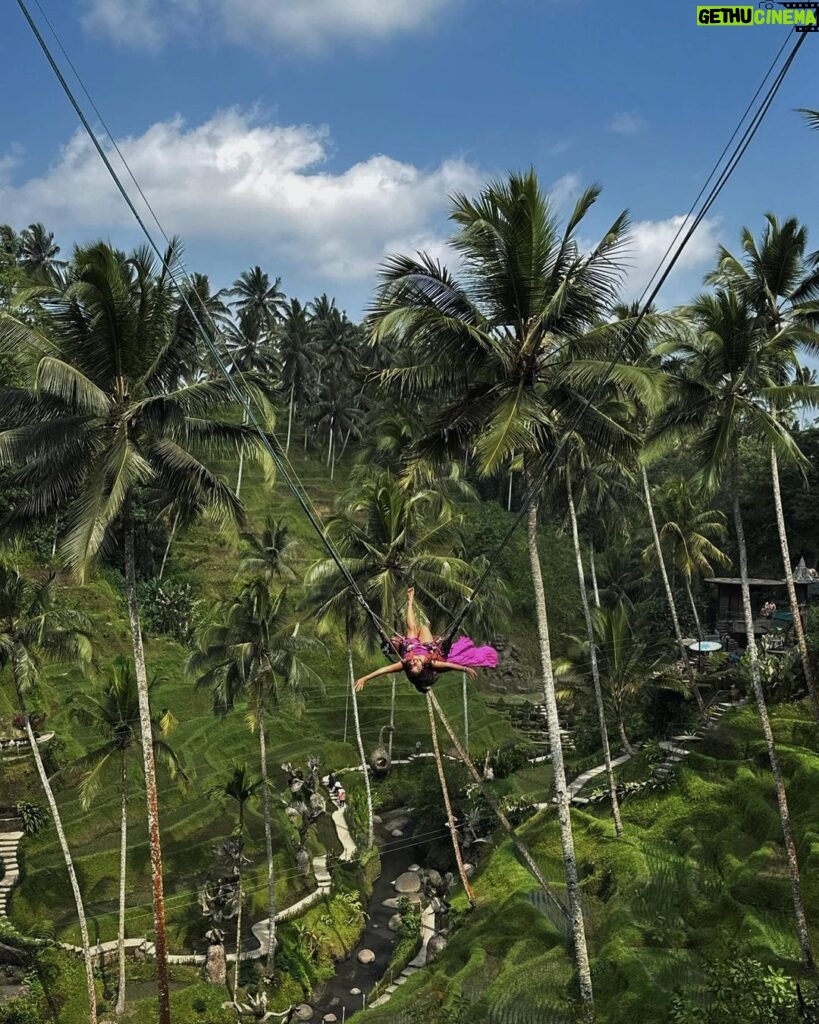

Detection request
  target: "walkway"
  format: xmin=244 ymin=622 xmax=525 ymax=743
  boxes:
xmin=533 ymin=695 xmax=742 ymax=811
xmin=0 ymin=812 xmax=23 ymax=917
xmin=368 ymin=889 xmax=437 ymax=1008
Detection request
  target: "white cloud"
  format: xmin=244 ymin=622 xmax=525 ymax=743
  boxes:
xmin=622 ymin=214 xmax=720 ymax=302
xmin=549 ymin=172 xmax=582 ymax=211
xmin=609 ymin=111 xmax=645 ymax=136
xmin=82 ymin=0 xmax=454 ymax=51
xmin=0 ymin=109 xmax=480 ymax=282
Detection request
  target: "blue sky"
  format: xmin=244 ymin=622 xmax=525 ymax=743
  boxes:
xmin=1 ymin=0 xmax=817 ymax=318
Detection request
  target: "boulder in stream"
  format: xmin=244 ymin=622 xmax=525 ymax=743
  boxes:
xmin=357 ymin=948 xmax=375 ymax=964
xmin=394 ymin=871 xmax=422 ymax=894
xmin=294 ymin=1005 xmax=314 ymax=1021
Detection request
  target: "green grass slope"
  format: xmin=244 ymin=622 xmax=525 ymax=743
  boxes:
xmin=357 ymin=702 xmax=819 ymax=1024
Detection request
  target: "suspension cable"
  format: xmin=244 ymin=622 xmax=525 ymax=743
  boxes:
xmin=441 ymin=29 xmax=809 ymax=647
xmin=15 ymin=0 xmax=396 ymax=651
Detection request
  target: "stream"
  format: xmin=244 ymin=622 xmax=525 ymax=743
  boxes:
xmin=311 ymin=819 xmax=419 ymax=1022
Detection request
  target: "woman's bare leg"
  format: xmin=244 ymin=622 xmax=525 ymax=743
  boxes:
xmin=406 ymin=587 xmax=434 ymax=642
xmin=405 ymin=587 xmax=419 ymax=638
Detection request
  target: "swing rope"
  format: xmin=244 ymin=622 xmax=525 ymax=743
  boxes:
xmin=429 ymin=692 xmax=570 ymax=926
xmin=426 ymin=692 xmax=477 ymax=907
xmin=15 ymin=0 xmax=398 ymax=657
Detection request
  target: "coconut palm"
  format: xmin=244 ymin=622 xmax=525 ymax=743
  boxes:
xmin=306 ymin=467 xmax=475 ymax=760
xmin=239 ymin=516 xmax=298 ymax=584
xmin=563 ymin=464 xmax=624 ymax=834
xmin=226 ymin=309 xmax=282 ymax=497
xmin=0 ymin=566 xmax=97 ymax=1022
xmin=280 ymin=299 xmax=317 ymax=455
xmin=367 ymin=171 xmax=667 ymax=1016
xmin=706 ymin=215 xmax=819 ymax=720
xmin=0 ymin=241 xmax=274 ymax=1024
xmin=229 ymin=267 xmax=287 ymax=336
xmin=18 ymin=222 xmax=64 ymax=282
xmin=189 ymin=580 xmax=322 ymax=974
xmin=559 ymin=602 xmax=675 ymax=756
xmin=208 ymin=764 xmax=264 ymax=995
xmin=642 ymin=476 xmax=731 ymax=640
xmin=70 ymin=659 xmax=186 ymax=1016
xmin=178 ymin=272 xmax=231 ymax=384
xmin=658 ymin=286 xmax=816 ymax=970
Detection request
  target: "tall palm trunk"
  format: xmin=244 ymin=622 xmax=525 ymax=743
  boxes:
xmin=233 ymin=861 xmax=243 ymax=996
xmin=347 ymin=642 xmax=374 ymax=849
xmin=15 ymin=683 xmax=97 ymax=1024
xmin=326 ymin=415 xmax=334 ymax=467
xmin=124 ymin=515 xmax=171 ymax=1024
xmin=566 ymin=482 xmax=623 ymax=836
xmin=683 ymin=576 xmax=703 ymax=642
xmin=462 ymin=672 xmax=469 ymax=753
xmin=616 ymin=717 xmax=635 ymax=757
xmin=257 ymin=712 xmax=277 ymax=974
xmin=589 ymin=545 xmax=600 ymax=609
xmin=285 ymin=383 xmax=295 ymax=456
xmin=116 ymin=757 xmax=128 ymax=1016
xmin=507 ymin=453 xmax=515 ymax=511
xmin=641 ymin=466 xmax=703 ymax=711
xmin=526 ymin=494 xmax=594 ymax=1017
xmin=426 ymin=693 xmax=475 ymax=905
xmin=771 ymin=446 xmax=819 ymax=724
xmin=732 ymin=482 xmax=814 ymax=971
xmin=158 ymin=512 xmax=179 ymax=582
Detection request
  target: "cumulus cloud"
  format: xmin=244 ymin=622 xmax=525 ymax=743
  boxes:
xmin=0 ymin=109 xmax=479 ymax=281
xmin=82 ymin=0 xmax=454 ymax=51
xmin=621 ymin=214 xmax=720 ymax=301
xmin=609 ymin=111 xmax=645 ymax=136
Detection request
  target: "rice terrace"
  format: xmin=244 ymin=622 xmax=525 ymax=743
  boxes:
xmin=0 ymin=2 xmax=818 ymax=1022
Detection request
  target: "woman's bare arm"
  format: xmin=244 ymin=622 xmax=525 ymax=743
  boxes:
xmin=431 ymin=661 xmax=477 ymax=679
xmin=355 ymin=661 xmax=403 ymax=691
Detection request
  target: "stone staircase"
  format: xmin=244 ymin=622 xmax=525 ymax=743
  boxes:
xmin=553 ymin=692 xmax=746 ymax=808
xmin=0 ymin=812 xmax=23 ymax=917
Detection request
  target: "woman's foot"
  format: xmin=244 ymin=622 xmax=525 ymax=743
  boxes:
xmin=407 ymin=586 xmax=415 ymax=605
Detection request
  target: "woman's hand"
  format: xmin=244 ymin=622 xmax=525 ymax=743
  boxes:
xmin=354 ymin=678 xmax=366 ymax=692
xmin=465 ymin=667 xmax=477 ymax=680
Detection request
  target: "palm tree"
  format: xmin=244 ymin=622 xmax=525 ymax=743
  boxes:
xmin=658 ymin=286 xmax=816 ymax=971
xmin=367 ymin=171 xmax=666 ymax=1017
xmin=0 ymin=566 xmax=97 ymax=1023
xmin=306 ymin=467 xmax=475 ymax=759
xmin=280 ymin=298 xmax=317 ymax=455
xmin=225 ymin=309 xmax=281 ymax=497
xmin=178 ymin=272 xmax=230 ymax=384
xmin=706 ymin=215 xmax=819 ymax=721
xmin=207 ymin=764 xmax=264 ymax=996
xmin=0 ymin=241 xmax=273 ymax=1024
xmin=564 ymin=465 xmax=624 ymax=835
xmin=70 ymin=658 xmax=186 ymax=1016
xmin=239 ymin=515 xmax=298 ymax=584
xmin=189 ymin=580 xmax=322 ymax=975
xmin=642 ymin=476 xmax=731 ymax=640
xmin=18 ymin=222 xmax=64 ymax=281
xmin=559 ymin=602 xmax=674 ymax=756
xmin=229 ymin=267 xmax=287 ymax=336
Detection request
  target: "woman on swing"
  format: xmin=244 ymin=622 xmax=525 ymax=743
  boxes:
xmin=355 ymin=587 xmax=499 ymax=695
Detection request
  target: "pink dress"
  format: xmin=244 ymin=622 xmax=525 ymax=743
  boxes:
xmin=397 ymin=635 xmax=499 ymax=668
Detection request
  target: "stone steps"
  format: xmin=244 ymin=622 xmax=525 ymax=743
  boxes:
xmin=0 ymin=830 xmax=23 ymax=916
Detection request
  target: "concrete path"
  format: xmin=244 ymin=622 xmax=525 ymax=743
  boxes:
xmin=532 ymin=697 xmax=744 ymax=811
xmin=368 ymin=891 xmax=437 ymax=1008
xmin=332 ymin=808 xmax=357 ymax=862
